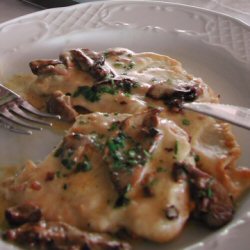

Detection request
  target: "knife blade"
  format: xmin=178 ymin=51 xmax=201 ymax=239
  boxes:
xmin=183 ymin=102 xmax=250 ymax=130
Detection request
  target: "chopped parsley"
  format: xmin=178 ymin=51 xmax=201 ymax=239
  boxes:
xmin=113 ymin=60 xmax=136 ymax=71
xmin=73 ymin=79 xmax=138 ymax=102
xmin=56 ymin=171 xmax=62 ymax=178
xmin=148 ymin=104 xmax=157 ymax=109
xmin=198 ymin=178 xmax=214 ymax=199
xmin=150 ymin=77 xmax=158 ymax=83
xmin=113 ymin=62 xmax=124 ymax=68
xmin=125 ymin=61 xmax=135 ymax=70
xmin=108 ymin=122 xmax=120 ymax=131
xmin=148 ymin=178 xmax=158 ymax=187
xmin=76 ymin=155 xmax=92 ymax=172
xmin=194 ymin=154 xmax=200 ymax=162
xmin=54 ymin=147 xmax=63 ymax=157
xmin=63 ymin=183 xmax=68 ymax=190
xmin=106 ymin=132 xmax=151 ymax=171
xmin=143 ymin=149 xmax=151 ymax=159
xmin=114 ymin=183 xmax=133 ymax=208
xmin=103 ymin=51 xmax=109 ymax=58
xmin=174 ymin=141 xmax=179 ymax=156
xmin=114 ymin=195 xmax=130 ymax=208
xmin=207 ymin=187 xmax=213 ymax=198
xmin=166 ymin=79 xmax=173 ymax=85
xmin=124 ymin=92 xmax=132 ymax=98
xmin=182 ymin=118 xmax=191 ymax=126
xmin=73 ymin=86 xmax=101 ymax=102
xmin=54 ymin=139 xmax=93 ymax=173
xmin=198 ymin=188 xmax=213 ymax=198
xmin=61 ymin=158 xmax=74 ymax=170
xmin=125 ymin=183 xmax=132 ymax=193
xmin=157 ymin=166 xmax=166 ymax=173
xmin=127 ymin=149 xmax=136 ymax=158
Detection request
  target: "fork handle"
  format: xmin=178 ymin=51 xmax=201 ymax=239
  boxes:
xmin=183 ymin=102 xmax=250 ymax=130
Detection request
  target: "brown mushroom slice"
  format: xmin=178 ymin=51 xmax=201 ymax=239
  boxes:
xmin=146 ymin=82 xmax=202 ymax=111
xmin=5 ymin=202 xmax=42 ymax=226
xmin=59 ymin=50 xmax=76 ymax=69
xmin=53 ymin=132 xmax=97 ymax=174
xmin=81 ymin=48 xmax=105 ymax=65
xmin=3 ymin=220 xmax=131 ymax=250
xmin=173 ymin=162 xmax=234 ymax=228
xmin=29 ymin=48 xmax=107 ymax=79
xmin=29 ymin=59 xmax=67 ymax=76
xmin=47 ymin=90 xmax=78 ymax=122
xmin=70 ymin=49 xmax=115 ymax=80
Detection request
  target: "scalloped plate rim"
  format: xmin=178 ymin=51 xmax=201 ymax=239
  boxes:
xmin=0 ymin=1 xmax=249 ymax=250
xmin=0 ymin=1 xmax=249 ymax=30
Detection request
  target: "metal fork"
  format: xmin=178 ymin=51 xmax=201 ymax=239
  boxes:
xmin=0 ymin=83 xmax=60 ymax=135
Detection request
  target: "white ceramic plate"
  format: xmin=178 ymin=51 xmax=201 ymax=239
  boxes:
xmin=0 ymin=1 xmax=249 ymax=249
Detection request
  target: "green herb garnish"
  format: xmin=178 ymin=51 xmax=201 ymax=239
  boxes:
xmin=76 ymin=155 xmax=92 ymax=172
xmin=106 ymin=133 xmax=150 ymax=170
xmin=103 ymin=51 xmax=109 ymax=58
xmin=56 ymin=171 xmax=62 ymax=178
xmin=73 ymin=86 xmax=100 ymax=102
xmin=125 ymin=183 xmax=132 ymax=193
xmin=127 ymin=149 xmax=136 ymax=158
xmin=198 ymin=188 xmax=213 ymax=198
xmin=207 ymin=187 xmax=213 ymax=198
xmin=174 ymin=141 xmax=179 ymax=156
xmin=157 ymin=167 xmax=166 ymax=173
xmin=182 ymin=118 xmax=191 ymax=126
xmin=194 ymin=154 xmax=200 ymax=162
xmin=63 ymin=183 xmax=68 ymax=190
xmin=73 ymin=78 xmax=138 ymax=102
xmin=108 ymin=122 xmax=119 ymax=131
xmin=125 ymin=61 xmax=135 ymax=70
xmin=61 ymin=158 xmax=74 ymax=170
xmin=113 ymin=62 xmax=124 ymax=68
xmin=54 ymin=147 xmax=63 ymax=157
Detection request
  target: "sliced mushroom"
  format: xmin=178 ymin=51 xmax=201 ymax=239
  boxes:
xmin=147 ymin=82 xmax=202 ymax=111
xmin=70 ymin=49 xmax=114 ymax=80
xmin=29 ymin=59 xmax=67 ymax=76
xmin=47 ymin=90 xmax=78 ymax=122
xmin=5 ymin=203 xmax=42 ymax=226
xmin=3 ymin=220 xmax=131 ymax=250
xmin=172 ymin=162 xmax=234 ymax=228
xmin=53 ymin=132 xmax=95 ymax=173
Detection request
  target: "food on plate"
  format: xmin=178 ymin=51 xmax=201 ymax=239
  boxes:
xmin=1 ymin=48 xmax=250 ymax=249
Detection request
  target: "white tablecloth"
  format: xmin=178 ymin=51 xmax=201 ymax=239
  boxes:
xmin=0 ymin=0 xmax=250 ymax=25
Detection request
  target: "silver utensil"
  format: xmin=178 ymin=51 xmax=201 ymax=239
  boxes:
xmin=183 ymin=102 xmax=250 ymax=130
xmin=0 ymin=83 xmax=60 ymax=135
xmin=1 ymin=83 xmax=249 ymax=134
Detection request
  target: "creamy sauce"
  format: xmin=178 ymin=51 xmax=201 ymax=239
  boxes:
xmin=2 ymin=112 xmax=193 ymax=242
xmin=0 ymin=166 xmax=19 ymax=229
xmin=1 ymin=48 xmax=249 ymax=245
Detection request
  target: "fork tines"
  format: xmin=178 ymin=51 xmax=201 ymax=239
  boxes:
xmin=0 ymin=84 xmax=60 ymax=135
